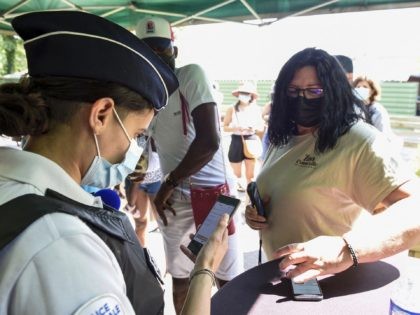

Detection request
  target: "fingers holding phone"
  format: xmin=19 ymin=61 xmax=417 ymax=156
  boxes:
xmin=181 ymin=213 xmax=229 ymax=273
xmin=246 ymin=182 xmax=268 ymax=230
xmin=187 ymin=195 xmax=240 ymax=255
xmin=245 ymin=205 xmax=267 ymax=230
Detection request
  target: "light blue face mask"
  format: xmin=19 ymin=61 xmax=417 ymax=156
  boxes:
xmin=238 ymin=93 xmax=251 ymax=103
xmin=81 ymin=108 xmax=144 ymax=188
xmin=355 ymin=87 xmax=370 ymax=101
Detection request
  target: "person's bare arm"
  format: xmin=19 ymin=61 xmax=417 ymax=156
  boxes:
xmin=343 ymin=179 xmax=420 ymax=261
xmin=170 ymin=102 xmax=220 ymax=181
xmin=261 ymin=102 xmax=272 ymax=122
xmin=274 ymin=179 xmax=420 ymax=283
xmin=223 ymin=106 xmax=237 ymax=133
xmin=253 ymin=107 xmax=266 ymax=134
xmin=154 ymin=102 xmax=220 ymax=225
xmin=180 ymin=214 xmax=229 ymax=315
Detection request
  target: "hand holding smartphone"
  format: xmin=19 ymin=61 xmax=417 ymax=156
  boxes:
xmin=247 ymin=182 xmax=265 ymax=217
xmin=187 ymin=195 xmax=241 ymax=256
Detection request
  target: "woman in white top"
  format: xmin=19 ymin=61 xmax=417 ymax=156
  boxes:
xmin=354 ymin=75 xmax=402 ymax=150
xmin=223 ymin=82 xmax=265 ymax=190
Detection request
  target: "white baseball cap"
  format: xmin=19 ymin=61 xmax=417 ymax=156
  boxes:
xmin=136 ymin=16 xmax=174 ymax=48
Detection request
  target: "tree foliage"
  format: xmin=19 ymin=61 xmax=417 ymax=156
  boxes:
xmin=0 ymin=35 xmax=27 ymax=76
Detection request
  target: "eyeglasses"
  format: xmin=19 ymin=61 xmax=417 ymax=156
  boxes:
xmin=287 ymin=87 xmax=324 ymax=99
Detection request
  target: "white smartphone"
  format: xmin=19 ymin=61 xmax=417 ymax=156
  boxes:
xmin=187 ymin=195 xmax=241 ymax=256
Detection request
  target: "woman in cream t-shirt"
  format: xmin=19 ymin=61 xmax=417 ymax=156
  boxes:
xmin=245 ymin=48 xmax=419 ymax=284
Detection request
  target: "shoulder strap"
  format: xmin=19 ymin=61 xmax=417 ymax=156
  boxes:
xmin=0 ymin=190 xmax=165 ymax=314
xmin=0 ymin=194 xmax=52 ymax=251
xmin=180 ymin=92 xmax=190 ymax=136
xmin=0 ymin=189 xmax=135 ymax=251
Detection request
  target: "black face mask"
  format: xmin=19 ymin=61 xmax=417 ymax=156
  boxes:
xmin=288 ymin=96 xmax=324 ymax=127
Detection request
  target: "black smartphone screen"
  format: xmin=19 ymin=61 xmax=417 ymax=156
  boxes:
xmin=291 ymin=278 xmax=323 ymax=301
xmin=187 ymin=195 xmax=241 ymax=256
xmin=247 ymin=182 xmax=265 ymax=217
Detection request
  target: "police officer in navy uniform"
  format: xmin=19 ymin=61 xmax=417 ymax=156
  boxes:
xmin=0 ymin=11 xmax=229 ymax=315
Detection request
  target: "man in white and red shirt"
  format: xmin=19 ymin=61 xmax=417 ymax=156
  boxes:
xmin=136 ymin=16 xmax=243 ymax=314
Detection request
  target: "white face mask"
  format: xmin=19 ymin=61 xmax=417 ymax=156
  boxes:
xmin=238 ymin=93 xmax=251 ymax=103
xmin=81 ymin=108 xmax=144 ymax=188
xmin=355 ymin=87 xmax=370 ymax=101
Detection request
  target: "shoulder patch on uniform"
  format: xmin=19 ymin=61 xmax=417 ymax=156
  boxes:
xmin=74 ymin=293 xmax=127 ymax=315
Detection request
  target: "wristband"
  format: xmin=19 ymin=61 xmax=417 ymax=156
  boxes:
xmin=164 ymin=172 xmax=179 ymax=188
xmin=343 ymin=237 xmax=359 ymax=268
xmin=189 ymin=268 xmax=216 ymax=286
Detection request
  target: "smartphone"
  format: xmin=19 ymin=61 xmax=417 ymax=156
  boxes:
xmin=247 ymin=182 xmax=265 ymax=217
xmin=291 ymin=278 xmax=323 ymax=301
xmin=187 ymin=195 xmax=241 ymax=256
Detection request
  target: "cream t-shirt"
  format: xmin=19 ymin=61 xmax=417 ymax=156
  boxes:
xmin=257 ymin=121 xmax=413 ymax=258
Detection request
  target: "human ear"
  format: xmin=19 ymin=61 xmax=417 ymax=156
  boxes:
xmin=88 ymin=98 xmax=115 ymax=135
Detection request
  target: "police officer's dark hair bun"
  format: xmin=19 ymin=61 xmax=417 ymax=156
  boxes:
xmin=0 ymin=75 xmax=152 ymax=137
xmin=0 ymin=78 xmax=49 ymax=137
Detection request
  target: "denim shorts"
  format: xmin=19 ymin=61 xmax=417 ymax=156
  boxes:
xmin=138 ymin=180 xmax=161 ymax=194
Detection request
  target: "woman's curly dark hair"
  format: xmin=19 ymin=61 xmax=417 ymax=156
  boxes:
xmin=268 ymin=48 xmax=367 ymax=153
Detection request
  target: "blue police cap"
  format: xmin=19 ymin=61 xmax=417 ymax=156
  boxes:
xmin=11 ymin=11 xmax=178 ymax=111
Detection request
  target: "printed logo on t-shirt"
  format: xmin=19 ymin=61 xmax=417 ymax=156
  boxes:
xmin=295 ymin=154 xmax=317 ymax=168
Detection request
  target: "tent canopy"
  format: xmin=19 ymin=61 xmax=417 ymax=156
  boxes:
xmin=1 ymin=0 xmax=420 ymax=34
